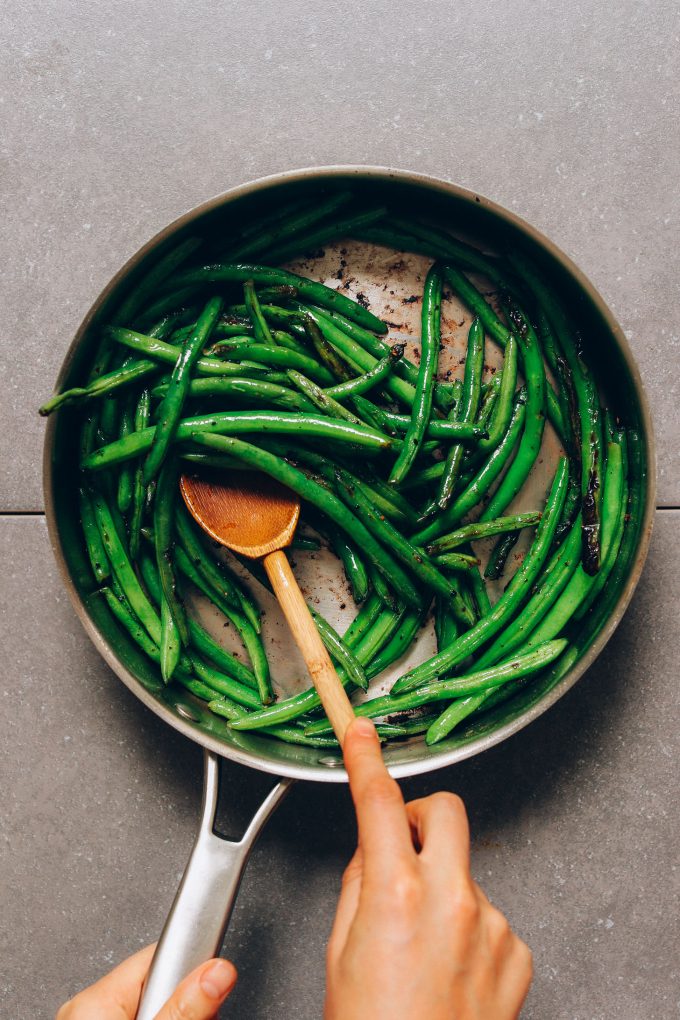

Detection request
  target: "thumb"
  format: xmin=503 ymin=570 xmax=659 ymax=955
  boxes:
xmin=154 ymin=958 xmax=237 ymax=1020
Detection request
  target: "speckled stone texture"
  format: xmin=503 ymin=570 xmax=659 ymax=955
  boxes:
xmin=2 ymin=515 xmax=678 ymax=1019
xmin=2 ymin=0 xmax=679 ymax=510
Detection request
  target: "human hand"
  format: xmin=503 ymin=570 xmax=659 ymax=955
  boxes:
xmin=56 ymin=943 xmax=237 ymax=1020
xmin=325 ymin=717 xmax=532 ymax=1019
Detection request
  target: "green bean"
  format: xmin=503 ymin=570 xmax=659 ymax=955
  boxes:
xmin=167 ymin=262 xmax=387 ymax=333
xmin=430 ymin=552 xmax=480 ymax=571
xmin=574 ymin=437 xmax=628 ymax=619
xmin=393 ymin=456 xmax=569 ymax=692
xmin=106 ymin=325 xmax=271 ymax=379
xmin=389 ymin=265 xmax=443 ymax=484
xmin=506 ymin=251 xmax=603 ymax=573
xmin=138 ymin=552 xmax=258 ymax=689
xmin=172 ymin=543 xmax=272 ymax=704
xmin=143 ymin=297 xmax=223 ymax=483
xmin=181 ymin=433 xmax=424 ymax=609
xmin=173 ymin=506 xmax=242 ymax=613
xmin=152 ymin=375 xmax=317 ymax=414
xmin=440 ymin=265 xmax=566 ymax=441
xmin=368 ymin=406 xmax=487 ymax=442
xmin=39 ymin=359 xmax=160 ymax=416
xmin=213 ymin=537 xmax=369 ymax=692
xmin=388 ymin=216 xmax=510 ymax=284
xmin=228 ymin=190 xmax=354 ymax=260
xmin=286 ymin=370 xmax=365 ymax=426
xmin=365 ymin=608 xmax=425 ymax=680
xmin=116 ymin=394 xmax=136 ymax=514
xmin=435 ymin=316 xmax=485 ymax=510
xmin=302 ymin=313 xmax=355 ymax=381
xmin=82 ymin=411 xmax=393 ymax=472
xmin=467 ymin=559 xmax=492 ymax=618
xmin=343 ymin=592 xmax=383 ymax=648
xmin=305 ymin=640 xmax=567 ymax=736
xmin=515 ymin=441 xmax=623 ymax=653
xmin=484 ymin=532 xmax=520 ymax=580
xmin=188 ymin=656 xmax=262 ymax=709
xmin=128 ymin=389 xmax=152 ymax=560
xmin=153 ymin=460 xmax=189 ymax=646
xmin=479 ymin=304 xmax=546 ymax=521
xmin=324 ymin=345 xmax=404 ymax=399
xmin=475 ymin=519 xmax=582 ymax=668
xmin=349 ymin=605 xmax=406 ymax=666
xmin=79 ymin=487 xmax=110 ymax=583
xmin=91 ymin=489 xmax=161 ymax=646
xmin=160 ymin=596 xmax=181 ymax=683
xmin=227 ymin=660 xmax=359 ymax=731
xmin=321 ymin=519 xmax=370 ymax=603
xmin=367 ymin=561 xmax=399 ymax=611
xmin=115 ymin=236 xmax=203 ymax=326
xmin=434 ymin=595 xmax=458 ymax=651
xmin=265 ymin=205 xmax=387 ymax=264
xmin=99 ymin=585 xmax=161 ymax=662
xmin=333 ymin=468 xmax=474 ymax=624
xmin=426 ymin=512 xmax=542 ymax=555
xmin=306 ymin=304 xmax=457 ymax=413
xmin=208 ymin=340 xmax=335 ymax=386
xmin=242 ymin=279 xmax=274 ymax=345
xmin=411 ymin=392 xmax=527 ymax=546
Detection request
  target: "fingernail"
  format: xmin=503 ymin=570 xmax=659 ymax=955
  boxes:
xmin=200 ymin=959 xmax=236 ymax=1000
xmin=352 ymin=717 xmax=376 ymax=738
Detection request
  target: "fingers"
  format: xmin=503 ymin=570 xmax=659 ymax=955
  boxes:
xmin=57 ymin=944 xmax=156 ymax=1019
xmin=343 ymin=718 xmax=413 ymax=875
xmin=326 ymin=847 xmax=363 ymax=964
xmin=405 ymin=792 xmax=471 ymax=876
xmin=153 ymin=958 xmax=237 ymax=1020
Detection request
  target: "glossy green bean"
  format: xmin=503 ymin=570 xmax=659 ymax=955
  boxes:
xmin=153 ymin=460 xmax=189 ymax=646
xmin=228 ymin=190 xmax=354 ymax=260
xmin=106 ymin=325 xmax=271 ymax=378
xmin=305 ymin=640 xmax=566 ymax=736
xmin=484 ymin=531 xmax=520 ymax=580
xmin=389 ymin=265 xmax=442 ymax=484
xmin=91 ymin=490 xmax=161 ymax=646
xmin=435 ymin=316 xmax=485 ymax=510
xmin=393 ymin=456 xmax=569 ymax=692
xmin=426 ymin=512 xmax=542 ymax=555
xmin=208 ymin=340 xmax=335 ymax=386
xmin=333 ymin=468 xmax=474 ymax=624
xmin=479 ymin=305 xmax=545 ymax=521
xmin=324 ymin=345 xmax=404 ymax=399
xmin=265 ymin=205 xmax=387 ymax=264
xmin=166 ymin=262 xmax=387 ymax=333
xmin=411 ymin=393 xmax=527 ymax=546
xmin=79 ymin=487 xmax=110 ymax=583
xmin=82 ymin=411 xmax=393 ymax=471
xmin=128 ymin=389 xmax=152 ymax=560
xmin=152 ymin=375 xmax=316 ymax=414
xmin=143 ymin=296 xmax=224 ymax=483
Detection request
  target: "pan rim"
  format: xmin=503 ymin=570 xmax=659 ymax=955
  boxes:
xmin=43 ymin=163 xmax=657 ymax=783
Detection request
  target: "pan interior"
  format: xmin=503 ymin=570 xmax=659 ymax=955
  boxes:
xmin=45 ymin=169 xmax=653 ymax=781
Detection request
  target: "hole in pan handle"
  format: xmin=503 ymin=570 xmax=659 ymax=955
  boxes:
xmin=136 ymin=751 xmax=293 ymax=1020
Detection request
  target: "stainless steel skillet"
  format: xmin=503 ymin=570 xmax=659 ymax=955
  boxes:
xmin=42 ymin=166 xmax=655 ymax=1018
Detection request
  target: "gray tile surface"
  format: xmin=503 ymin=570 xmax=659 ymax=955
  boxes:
xmin=2 ymin=513 xmax=678 ymax=1019
xmin=3 ymin=0 xmax=679 ymax=510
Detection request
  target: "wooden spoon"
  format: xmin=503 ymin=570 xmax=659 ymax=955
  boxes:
xmin=180 ymin=469 xmax=356 ymax=746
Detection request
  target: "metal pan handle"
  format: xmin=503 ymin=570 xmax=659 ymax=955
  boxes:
xmin=136 ymin=750 xmax=292 ymax=1020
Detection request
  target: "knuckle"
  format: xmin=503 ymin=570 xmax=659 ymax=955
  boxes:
xmin=391 ymin=869 xmax=422 ymax=913
xmin=163 ymin=998 xmax=195 ymax=1020
xmin=452 ymin=884 xmax=480 ymax=925
xmin=430 ymin=790 xmax=465 ymax=815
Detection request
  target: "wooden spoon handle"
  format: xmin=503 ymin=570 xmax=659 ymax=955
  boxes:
xmin=263 ymin=549 xmax=355 ymax=746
